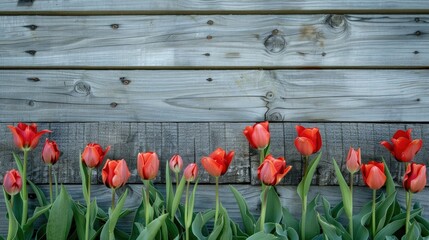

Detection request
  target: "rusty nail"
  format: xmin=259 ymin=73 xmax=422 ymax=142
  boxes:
xmin=110 ymin=102 xmax=118 ymax=108
xmin=120 ymin=77 xmax=131 ymax=85
xmin=206 ymin=78 xmax=213 ymax=82
xmin=111 ymin=24 xmax=119 ymax=29
xmin=415 ymin=31 xmax=421 ymax=36
xmin=25 ymin=50 xmax=37 ymax=56
xmin=207 ymin=20 xmax=214 ymax=25
xmin=206 ymin=35 xmax=213 ymax=40
xmin=27 ymin=77 xmax=40 ymax=82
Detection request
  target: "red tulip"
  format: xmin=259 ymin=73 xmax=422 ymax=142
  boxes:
xmin=294 ymin=125 xmax=322 ymax=156
xmin=184 ymin=163 xmax=198 ymax=182
xmin=102 ymin=159 xmax=131 ymax=189
xmin=3 ymin=169 xmax=22 ymax=196
xmin=381 ymin=129 xmax=423 ymax=162
xmin=361 ymin=161 xmax=386 ymax=190
xmin=257 ymin=154 xmax=292 ymax=186
xmin=8 ymin=123 xmax=51 ymax=151
xmin=403 ymin=163 xmax=427 ymax=193
xmin=81 ymin=143 xmax=110 ymax=168
xmin=346 ymin=147 xmax=361 ymax=174
xmin=137 ymin=152 xmax=160 ymax=180
xmin=201 ymin=148 xmax=234 ymax=177
xmin=243 ymin=121 xmax=270 ymax=150
xmin=169 ymin=154 xmax=183 ymax=173
xmin=42 ymin=139 xmax=60 ymax=165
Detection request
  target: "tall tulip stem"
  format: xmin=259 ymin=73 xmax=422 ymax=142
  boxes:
xmin=144 ymin=180 xmax=151 ymax=226
xmin=349 ymin=173 xmax=354 ymax=240
xmin=260 ymin=149 xmax=266 ymax=191
xmin=49 ymin=165 xmax=53 ymax=205
xmin=175 ymin=172 xmax=179 ymax=191
xmin=21 ymin=149 xmax=29 ymax=226
xmin=406 ymin=191 xmax=413 ymax=235
xmin=85 ymin=167 xmax=92 ymax=240
xmin=111 ymin=188 xmax=116 ymax=210
xmin=185 ymin=181 xmax=191 ymax=240
xmin=372 ymin=190 xmax=376 ymax=238
xmin=260 ymin=185 xmax=268 ymax=232
xmin=300 ymin=155 xmax=309 ymax=240
xmin=215 ymin=176 xmax=220 ymax=225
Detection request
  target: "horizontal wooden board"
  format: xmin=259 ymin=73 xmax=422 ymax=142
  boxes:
xmin=1 ymin=0 xmax=429 ymax=13
xmin=0 ymin=70 xmax=428 ymax=122
xmin=1 ymin=122 xmax=428 ymax=186
xmin=0 ymin=184 xmax=428 ymax=236
xmin=0 ymin=15 xmax=428 ymax=67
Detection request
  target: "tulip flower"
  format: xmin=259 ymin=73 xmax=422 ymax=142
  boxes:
xmin=184 ymin=163 xmax=198 ymax=182
xmin=169 ymin=154 xmax=183 ymax=189
xmin=3 ymin=169 xmax=22 ymax=196
xmin=42 ymin=139 xmax=61 ymax=204
xmin=243 ymin=121 xmax=270 ymax=150
xmin=201 ymin=148 xmax=234 ymax=177
xmin=102 ymin=159 xmax=131 ymax=189
xmin=361 ymin=161 xmax=386 ymax=238
xmin=346 ymin=147 xmax=361 ymax=174
xmin=137 ymin=152 xmax=160 ymax=180
xmin=81 ymin=143 xmax=111 ymax=168
xmin=201 ymin=148 xmax=235 ymax=224
xmin=381 ymin=129 xmax=423 ymax=163
xmin=294 ymin=125 xmax=322 ymax=157
xmin=257 ymin=154 xmax=292 ymax=186
xmin=8 ymin=123 xmax=51 ymax=151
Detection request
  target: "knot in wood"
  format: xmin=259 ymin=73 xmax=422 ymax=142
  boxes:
xmin=207 ymin=20 xmax=214 ymax=25
xmin=120 ymin=77 xmax=131 ymax=85
xmin=74 ymin=81 xmax=91 ymax=96
xmin=28 ymin=100 xmax=35 ymax=106
xmin=111 ymin=24 xmax=120 ymax=29
xmin=27 ymin=77 xmax=40 ymax=82
xmin=326 ymin=14 xmax=346 ymax=29
xmin=110 ymin=102 xmax=118 ymax=108
xmin=24 ymin=25 xmax=38 ymax=31
xmin=268 ymin=112 xmax=283 ymax=121
xmin=17 ymin=0 xmax=34 ymax=6
xmin=264 ymin=34 xmax=286 ymax=53
xmin=265 ymin=91 xmax=275 ymax=100
xmin=25 ymin=50 xmax=37 ymax=56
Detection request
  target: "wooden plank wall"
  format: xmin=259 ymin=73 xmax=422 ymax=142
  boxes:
xmin=1 ymin=0 xmax=429 ymax=236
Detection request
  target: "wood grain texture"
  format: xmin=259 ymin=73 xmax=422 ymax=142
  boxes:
xmin=1 ymin=185 xmax=428 ymax=236
xmin=1 ymin=122 xmax=427 ymax=185
xmin=0 ymin=15 xmax=428 ymax=67
xmin=1 ymin=69 xmax=429 ymax=122
xmin=1 ymin=0 xmax=429 ymax=13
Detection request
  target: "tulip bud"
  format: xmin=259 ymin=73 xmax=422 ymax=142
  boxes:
xmin=201 ymin=148 xmax=234 ymax=177
xmin=81 ymin=143 xmax=111 ymax=168
xmin=381 ymin=129 xmax=423 ymax=162
xmin=257 ymin=155 xmax=292 ymax=186
xmin=243 ymin=121 xmax=270 ymax=150
xmin=42 ymin=139 xmax=60 ymax=165
xmin=403 ymin=163 xmax=427 ymax=193
xmin=8 ymin=123 xmax=51 ymax=151
xmin=169 ymin=154 xmax=183 ymax=173
xmin=102 ymin=159 xmax=131 ymax=189
xmin=184 ymin=163 xmax=198 ymax=182
xmin=346 ymin=147 xmax=361 ymax=174
xmin=294 ymin=125 xmax=322 ymax=156
xmin=137 ymin=152 xmax=160 ymax=180
xmin=361 ymin=161 xmax=386 ymax=190
xmin=3 ymin=169 xmax=22 ymax=196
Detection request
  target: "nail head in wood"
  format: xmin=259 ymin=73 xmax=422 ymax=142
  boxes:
xmin=27 ymin=77 xmax=40 ymax=82
xmin=206 ymin=78 xmax=213 ymax=82
xmin=110 ymin=102 xmax=118 ymax=108
xmin=25 ymin=50 xmax=37 ymax=56
xmin=120 ymin=77 xmax=131 ymax=85
xmin=207 ymin=20 xmax=214 ymax=25
xmin=203 ymin=53 xmax=210 ymax=56
xmin=415 ymin=31 xmax=421 ymax=36
xmin=28 ymin=100 xmax=35 ymax=106
xmin=111 ymin=24 xmax=119 ymax=29
xmin=24 ymin=25 xmax=38 ymax=30
xmin=206 ymin=35 xmax=213 ymax=40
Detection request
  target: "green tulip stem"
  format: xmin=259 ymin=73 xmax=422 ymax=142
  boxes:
xmin=144 ymin=180 xmax=151 ymax=226
xmin=111 ymin=188 xmax=116 ymax=211
xmin=260 ymin=185 xmax=269 ymax=232
xmin=300 ymin=155 xmax=309 ymax=240
xmin=215 ymin=176 xmax=220 ymax=225
xmin=21 ymin=149 xmax=29 ymax=226
xmin=303 ymin=155 xmax=309 ymax=176
xmin=406 ymin=191 xmax=413 ymax=235
xmin=184 ymin=181 xmax=191 ymax=240
xmin=85 ymin=167 xmax=92 ymax=240
xmin=349 ymin=173 xmax=354 ymax=240
xmin=175 ymin=172 xmax=179 ymax=191
xmin=372 ymin=189 xmax=376 ymax=238
xmin=7 ymin=195 xmax=14 ymax=240
xmin=260 ymin=150 xmax=266 ymax=191
xmin=49 ymin=164 xmax=53 ymax=205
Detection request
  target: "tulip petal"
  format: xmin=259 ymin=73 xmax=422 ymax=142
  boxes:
xmin=243 ymin=126 xmax=257 ymax=149
xmin=366 ymin=167 xmax=386 ymax=190
xmin=392 ymin=129 xmax=412 ymax=140
xmin=251 ymin=124 xmax=270 ymax=150
xmin=258 ymin=160 xmax=277 ymax=185
xmin=201 ymin=157 xmax=223 ymax=177
xmin=294 ymin=137 xmax=315 ymax=156
xmin=8 ymin=125 xmax=24 ymax=149
xmin=380 ymin=141 xmax=394 ymax=154
xmin=410 ymin=166 xmax=426 ymax=193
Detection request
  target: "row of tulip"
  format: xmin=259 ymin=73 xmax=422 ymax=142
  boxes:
xmin=1 ymin=122 xmax=428 ymax=240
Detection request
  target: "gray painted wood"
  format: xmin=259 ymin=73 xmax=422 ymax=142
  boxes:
xmin=1 ymin=122 xmax=427 ymax=186
xmin=1 ymin=70 xmax=429 ymax=122
xmin=1 ymin=0 xmax=429 ymax=12
xmin=0 ymin=15 xmax=428 ymax=67
xmin=1 ymin=185 xmax=428 ymax=236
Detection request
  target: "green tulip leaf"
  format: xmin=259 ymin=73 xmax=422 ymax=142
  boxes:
xmin=304 ymin=195 xmax=321 ymax=240
xmin=72 ymin=202 xmax=86 ymax=240
xmin=12 ymin=152 xmax=23 ymax=174
xmin=163 ymin=217 xmax=180 ymax=240
xmin=332 ymin=158 xmax=352 ymax=219
xmin=3 ymin=189 xmax=19 ymax=240
xmin=46 ymin=185 xmax=73 ymax=240
xmin=192 ymin=210 xmax=216 ymax=240
xmin=165 ymin=161 xmax=174 ymax=219
xmin=100 ymin=189 xmax=128 ymax=240
xmin=264 ymin=187 xmax=283 ymax=224
xmin=317 ymin=213 xmax=342 ymax=240
xmin=229 ymin=185 xmax=256 ymax=235
xmin=286 ymin=227 xmax=300 ymax=240
xmin=382 ymin=157 xmax=397 ymax=196
xmin=353 ymin=199 xmax=372 ymax=240
xmin=187 ymin=179 xmax=199 ymax=228
xmin=376 ymin=192 xmax=397 ymax=233
xmin=297 ymin=152 xmax=322 ymax=201
xmin=28 ymin=180 xmax=49 ymax=208
xmin=23 ymin=205 xmax=51 ymax=232
xmin=402 ymin=221 xmax=421 ymax=240
xmin=246 ymin=232 xmax=279 ymax=240
xmin=282 ymin=207 xmax=299 ymax=233
xmin=320 ymin=197 xmax=349 ymax=238
xmin=78 ymin=155 xmax=90 ymax=204
xmin=171 ymin=176 xmax=186 ymax=221
xmin=135 ymin=213 xmax=168 ymax=240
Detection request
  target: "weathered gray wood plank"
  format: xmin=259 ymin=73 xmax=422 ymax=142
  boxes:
xmin=1 ymin=0 xmax=428 ymax=13
xmin=1 ymin=122 xmax=426 ymax=185
xmin=0 ymin=15 xmax=428 ymax=67
xmin=1 ymin=185 xmax=428 ymax=236
xmin=1 ymin=70 xmax=429 ymax=122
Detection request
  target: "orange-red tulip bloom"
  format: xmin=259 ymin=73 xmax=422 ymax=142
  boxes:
xmin=346 ymin=147 xmax=361 ymax=174
xmin=243 ymin=121 xmax=270 ymax=150
xmin=81 ymin=143 xmax=111 ymax=168
xmin=169 ymin=154 xmax=183 ymax=173
xmin=102 ymin=159 xmax=131 ymax=189
xmin=201 ymin=148 xmax=234 ymax=177
xmin=42 ymin=139 xmax=60 ymax=165
xmin=8 ymin=123 xmax=51 ymax=150
xmin=184 ymin=163 xmax=198 ymax=182
xmin=381 ymin=129 xmax=423 ymax=162
xmin=258 ymin=154 xmax=292 ymax=186
xmin=294 ymin=125 xmax=322 ymax=156
xmin=137 ymin=152 xmax=160 ymax=180
xmin=3 ymin=169 xmax=22 ymax=196
xmin=403 ymin=163 xmax=427 ymax=193
xmin=361 ymin=161 xmax=386 ymax=190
